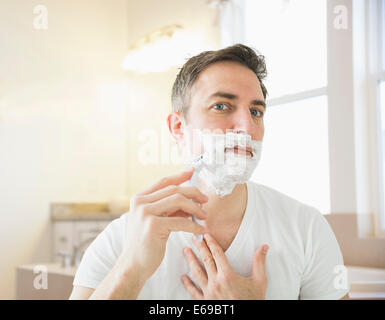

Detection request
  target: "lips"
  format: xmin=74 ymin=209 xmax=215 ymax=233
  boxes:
xmin=225 ymin=146 xmax=253 ymax=157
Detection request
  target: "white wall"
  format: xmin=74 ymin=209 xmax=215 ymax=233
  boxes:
xmin=123 ymin=0 xmax=220 ymax=194
xmin=0 ymin=0 xmax=130 ymax=299
xmin=327 ymin=0 xmax=357 ymax=214
xmin=0 ymin=0 xmax=219 ymax=299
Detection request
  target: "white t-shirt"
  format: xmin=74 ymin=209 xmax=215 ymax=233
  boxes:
xmin=73 ymin=181 xmax=349 ymax=299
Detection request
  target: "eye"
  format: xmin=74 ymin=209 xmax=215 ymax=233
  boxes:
xmin=212 ymin=103 xmax=229 ymax=111
xmin=251 ymin=109 xmax=263 ymax=117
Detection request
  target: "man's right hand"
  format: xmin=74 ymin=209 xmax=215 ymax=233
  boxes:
xmin=117 ymin=168 xmax=208 ymax=284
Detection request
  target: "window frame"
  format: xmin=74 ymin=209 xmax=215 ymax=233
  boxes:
xmin=221 ymin=0 xmax=385 ymax=238
xmin=368 ymin=0 xmax=385 ymax=237
xmin=376 ymin=79 xmax=385 ymax=237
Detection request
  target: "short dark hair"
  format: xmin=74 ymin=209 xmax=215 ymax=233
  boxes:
xmin=171 ymin=43 xmax=268 ymax=118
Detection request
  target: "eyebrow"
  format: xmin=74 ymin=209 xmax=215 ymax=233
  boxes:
xmin=207 ymin=91 xmax=266 ymax=110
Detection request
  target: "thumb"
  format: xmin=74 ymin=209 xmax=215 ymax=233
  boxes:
xmin=251 ymin=244 xmax=269 ymax=280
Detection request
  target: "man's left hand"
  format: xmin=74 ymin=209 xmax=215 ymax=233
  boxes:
xmin=181 ymin=233 xmax=269 ymax=300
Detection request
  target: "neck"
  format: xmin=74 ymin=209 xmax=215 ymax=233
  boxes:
xmin=197 ymin=179 xmax=248 ymax=229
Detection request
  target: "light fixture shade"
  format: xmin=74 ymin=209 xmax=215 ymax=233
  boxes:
xmin=122 ymin=24 xmax=209 ymax=73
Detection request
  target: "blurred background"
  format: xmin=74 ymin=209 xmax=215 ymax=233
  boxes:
xmin=0 ymin=0 xmax=385 ymax=299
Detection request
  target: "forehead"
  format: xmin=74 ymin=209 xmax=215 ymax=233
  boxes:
xmin=189 ymin=61 xmax=264 ymax=103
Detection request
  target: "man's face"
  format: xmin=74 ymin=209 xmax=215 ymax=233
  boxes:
xmin=175 ymin=61 xmax=266 ymax=160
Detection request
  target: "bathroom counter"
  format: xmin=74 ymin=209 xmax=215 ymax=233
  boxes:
xmin=17 ymin=263 xmax=78 ymax=277
xmin=346 ymin=265 xmax=385 ymax=300
xmin=50 ymin=202 xmax=125 ymax=221
xmin=16 ymin=263 xmax=77 ymax=299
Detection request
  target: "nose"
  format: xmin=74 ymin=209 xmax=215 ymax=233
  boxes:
xmin=230 ymin=108 xmax=262 ymax=140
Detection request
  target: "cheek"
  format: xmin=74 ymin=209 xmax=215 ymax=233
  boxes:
xmin=259 ymin=123 xmax=265 ymax=139
xmin=252 ymin=120 xmax=264 ymax=141
xmin=189 ymin=110 xmax=229 ymax=132
xmin=181 ymin=127 xmax=204 ymax=157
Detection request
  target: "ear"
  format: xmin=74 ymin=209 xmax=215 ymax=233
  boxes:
xmin=167 ymin=112 xmax=185 ymax=144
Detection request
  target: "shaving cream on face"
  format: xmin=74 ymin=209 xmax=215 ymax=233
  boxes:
xmin=188 ymin=130 xmax=262 ymax=197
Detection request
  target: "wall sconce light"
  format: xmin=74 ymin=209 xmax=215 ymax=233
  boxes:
xmin=122 ymin=24 xmax=199 ymax=74
xmin=122 ymin=24 xmax=212 ymax=74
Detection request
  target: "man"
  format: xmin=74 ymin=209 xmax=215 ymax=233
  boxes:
xmin=69 ymin=44 xmax=349 ymax=300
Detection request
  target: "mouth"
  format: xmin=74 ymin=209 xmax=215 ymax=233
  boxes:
xmin=225 ymin=146 xmax=253 ymax=157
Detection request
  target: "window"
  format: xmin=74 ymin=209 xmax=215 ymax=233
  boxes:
xmin=380 ymin=4 xmax=385 ymax=233
xmin=252 ymin=95 xmax=330 ymax=214
xmin=382 ymin=5 xmax=385 ymax=72
xmin=243 ymin=0 xmax=327 ymax=99
xmin=242 ymin=0 xmax=330 ymax=213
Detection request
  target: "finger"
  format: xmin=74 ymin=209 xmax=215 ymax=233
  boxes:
xmin=167 ymin=210 xmax=190 ymax=218
xmin=181 ymin=274 xmax=204 ymax=300
xmin=161 ymin=216 xmax=205 ymax=235
xmin=203 ymin=234 xmax=231 ymax=273
xmin=143 ymin=185 xmax=208 ymax=205
xmin=251 ymin=244 xmax=269 ymax=280
xmin=183 ymin=247 xmax=208 ymax=289
xmin=137 ymin=168 xmax=194 ymax=196
xmin=192 ymin=235 xmax=217 ymax=279
xmin=147 ymin=193 xmax=207 ymax=219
